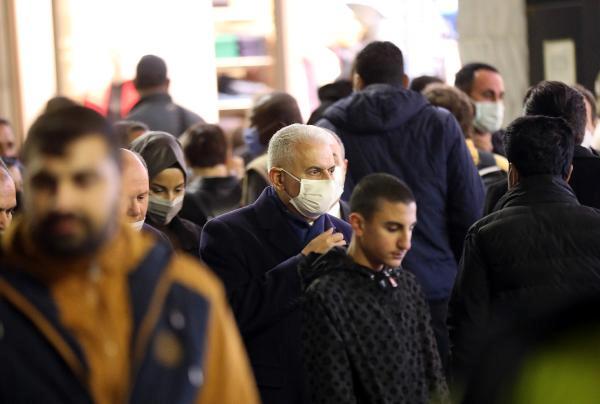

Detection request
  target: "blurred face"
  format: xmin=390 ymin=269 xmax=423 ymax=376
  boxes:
xmin=0 ymin=175 xmax=17 ymax=235
xmin=120 ymin=152 xmax=149 ymax=223
xmin=470 ymin=69 xmax=505 ymax=103
xmin=24 ymin=135 xmax=121 ymax=257
xmin=271 ymin=139 xmax=336 ymax=204
xmin=328 ymin=136 xmax=348 ymax=188
xmin=7 ymin=165 xmax=23 ymax=192
xmin=150 ymin=168 xmax=185 ymax=202
xmin=0 ymin=124 xmax=17 ymax=158
xmin=350 ymin=200 xmax=417 ymax=270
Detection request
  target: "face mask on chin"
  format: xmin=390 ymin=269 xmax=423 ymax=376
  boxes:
xmin=474 ymin=101 xmax=504 ymax=133
xmin=281 ymin=169 xmax=343 ymax=220
xmin=130 ymin=219 xmax=145 ymax=232
xmin=147 ymin=195 xmax=184 ymax=225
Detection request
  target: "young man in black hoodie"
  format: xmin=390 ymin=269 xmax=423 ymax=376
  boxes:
xmin=301 ymin=173 xmax=449 ymax=404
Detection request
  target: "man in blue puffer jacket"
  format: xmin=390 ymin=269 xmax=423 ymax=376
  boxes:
xmin=317 ymin=41 xmax=484 ymax=367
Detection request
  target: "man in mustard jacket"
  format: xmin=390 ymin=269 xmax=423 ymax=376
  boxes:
xmin=0 ymin=106 xmax=259 ymax=404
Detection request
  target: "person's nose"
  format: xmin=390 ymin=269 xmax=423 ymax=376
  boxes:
xmin=53 ymin=181 xmax=77 ymax=212
xmin=397 ymin=231 xmax=411 ymax=251
xmin=127 ymin=198 xmax=142 ymax=219
xmin=0 ymin=211 xmax=11 ymax=231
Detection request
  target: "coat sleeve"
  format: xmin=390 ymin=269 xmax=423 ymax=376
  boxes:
xmin=443 ymin=114 xmax=485 ymax=263
xmin=302 ymin=291 xmax=356 ymax=404
xmin=448 ymin=228 xmax=490 ymax=385
xmin=199 ymin=217 xmax=302 ymax=337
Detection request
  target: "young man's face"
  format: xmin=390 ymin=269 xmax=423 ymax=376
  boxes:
xmin=353 ymin=200 xmax=417 ymax=270
xmin=24 ymin=135 xmax=121 ymax=257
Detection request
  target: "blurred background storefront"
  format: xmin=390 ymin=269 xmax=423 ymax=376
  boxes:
xmin=1 ymin=0 xmax=599 ymax=147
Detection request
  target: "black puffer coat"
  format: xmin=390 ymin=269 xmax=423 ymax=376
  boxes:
xmin=449 ymin=175 xmax=600 ymax=382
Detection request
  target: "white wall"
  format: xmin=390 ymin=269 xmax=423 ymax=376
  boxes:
xmin=54 ymin=0 xmax=219 ymax=123
xmin=13 ymin=0 xmax=57 ymax=132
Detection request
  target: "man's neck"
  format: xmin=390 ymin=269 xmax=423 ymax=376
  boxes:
xmin=191 ymin=165 xmax=229 ymax=179
xmin=137 ymin=87 xmax=168 ymax=98
xmin=472 ymin=130 xmax=493 ymax=153
xmin=347 ymin=240 xmax=383 ymax=272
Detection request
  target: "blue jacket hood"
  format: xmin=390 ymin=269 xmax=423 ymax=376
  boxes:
xmin=322 ymin=84 xmax=430 ymax=133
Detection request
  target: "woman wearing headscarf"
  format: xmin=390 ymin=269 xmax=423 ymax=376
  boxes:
xmin=131 ymin=131 xmax=201 ymax=257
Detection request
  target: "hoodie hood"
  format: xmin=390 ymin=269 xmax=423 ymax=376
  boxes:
xmin=130 ymin=131 xmax=188 ymax=181
xmin=322 ymin=84 xmax=430 ymax=133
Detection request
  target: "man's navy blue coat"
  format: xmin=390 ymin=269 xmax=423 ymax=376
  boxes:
xmin=199 ymin=187 xmax=352 ymax=404
xmin=318 ymin=84 xmax=484 ymax=300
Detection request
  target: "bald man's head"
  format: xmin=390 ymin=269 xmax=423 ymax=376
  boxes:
xmin=120 ymin=149 xmax=149 ymax=227
xmin=0 ymin=168 xmax=16 ymax=234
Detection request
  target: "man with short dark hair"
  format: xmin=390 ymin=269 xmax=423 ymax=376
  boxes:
xmin=455 ymin=62 xmax=506 ymax=155
xmin=484 ymin=81 xmax=600 ymax=213
xmin=302 ymin=173 xmax=449 ymax=404
xmin=180 ymin=123 xmax=242 ymax=227
xmin=449 ymin=115 xmax=600 ymax=389
xmin=318 ymin=41 xmax=484 ymax=367
xmin=126 ymin=55 xmax=204 ymax=137
xmin=0 ymin=106 xmax=259 ymax=403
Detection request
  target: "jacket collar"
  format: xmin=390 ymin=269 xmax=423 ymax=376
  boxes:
xmin=497 ymin=175 xmax=579 ymax=209
xmin=131 ymin=92 xmax=172 ymax=110
xmin=574 ymin=144 xmax=600 ymax=158
xmin=252 ymin=187 xmax=313 ymax=257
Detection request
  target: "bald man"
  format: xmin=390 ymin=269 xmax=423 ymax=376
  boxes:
xmin=0 ymin=167 xmax=16 ymax=235
xmin=120 ymin=149 xmax=172 ymax=247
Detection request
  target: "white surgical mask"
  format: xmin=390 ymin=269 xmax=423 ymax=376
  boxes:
xmin=333 ymin=165 xmax=346 ymax=189
xmin=130 ymin=219 xmax=145 ymax=232
xmin=281 ymin=169 xmax=343 ymax=219
xmin=148 ymin=195 xmax=184 ymax=225
xmin=474 ymin=101 xmax=504 ymax=133
xmin=582 ymin=128 xmax=594 ymax=148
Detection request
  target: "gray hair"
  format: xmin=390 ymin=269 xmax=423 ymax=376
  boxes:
xmin=267 ymin=124 xmax=336 ymax=169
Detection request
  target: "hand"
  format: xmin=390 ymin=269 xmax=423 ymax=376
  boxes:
xmin=301 ymin=228 xmax=346 ymax=256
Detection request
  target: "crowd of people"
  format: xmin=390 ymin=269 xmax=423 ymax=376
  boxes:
xmin=1 ymin=39 xmax=600 ymax=403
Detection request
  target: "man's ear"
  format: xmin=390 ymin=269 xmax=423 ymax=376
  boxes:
xmin=349 ymin=212 xmax=364 ymax=236
xmin=268 ymin=167 xmax=284 ymax=188
xmin=352 ymin=73 xmax=364 ymax=91
xmin=402 ymin=74 xmax=409 ymax=89
xmin=343 ymin=158 xmax=348 ymax=173
xmin=565 ymin=164 xmax=574 ymax=182
xmin=508 ymin=164 xmax=520 ymax=189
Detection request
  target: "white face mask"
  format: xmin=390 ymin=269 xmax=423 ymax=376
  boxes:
xmin=582 ymin=128 xmax=594 ymax=148
xmin=281 ymin=169 xmax=343 ymax=219
xmin=474 ymin=101 xmax=504 ymax=133
xmin=148 ymin=195 xmax=184 ymax=225
xmin=130 ymin=219 xmax=145 ymax=232
xmin=333 ymin=165 xmax=346 ymax=189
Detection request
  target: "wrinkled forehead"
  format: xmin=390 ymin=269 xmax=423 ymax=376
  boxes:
xmin=289 ymin=139 xmax=336 ymax=169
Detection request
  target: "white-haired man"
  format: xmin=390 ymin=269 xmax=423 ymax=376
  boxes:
xmin=200 ymin=124 xmax=352 ymax=404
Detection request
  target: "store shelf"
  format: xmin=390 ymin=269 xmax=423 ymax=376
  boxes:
xmin=217 ymin=97 xmax=254 ymax=111
xmin=216 ymin=55 xmax=273 ymax=68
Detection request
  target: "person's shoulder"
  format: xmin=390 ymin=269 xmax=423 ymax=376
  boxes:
xmin=167 ymin=253 xmax=226 ymax=304
xmin=328 ymin=214 xmax=352 ymax=235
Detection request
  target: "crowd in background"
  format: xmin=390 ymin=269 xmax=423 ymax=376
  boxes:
xmin=1 ymin=39 xmax=600 ymax=404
